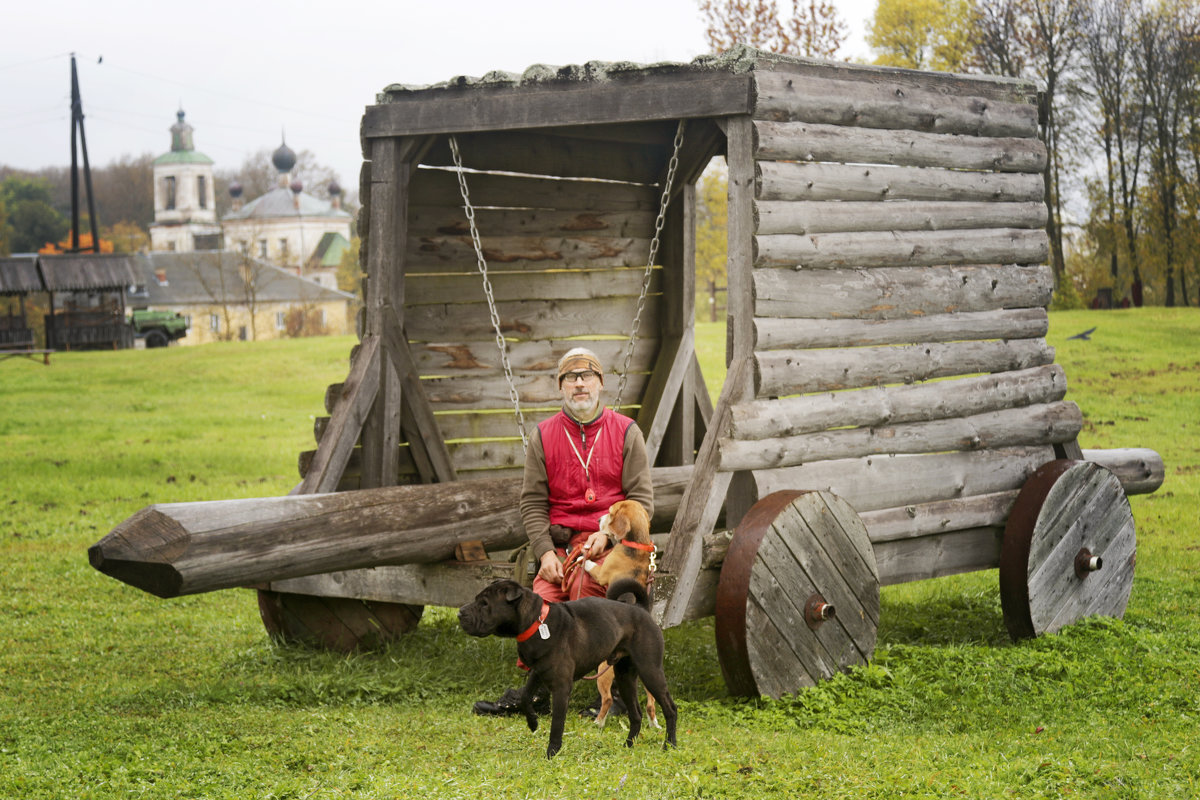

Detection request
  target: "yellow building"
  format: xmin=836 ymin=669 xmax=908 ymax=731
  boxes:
xmin=130 ymin=251 xmax=354 ymax=345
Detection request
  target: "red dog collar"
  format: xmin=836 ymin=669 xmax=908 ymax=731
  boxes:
xmin=516 ymin=601 xmax=551 ymax=642
xmin=622 ymin=540 xmax=655 ymax=553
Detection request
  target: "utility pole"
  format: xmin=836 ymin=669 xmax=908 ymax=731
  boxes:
xmin=69 ymin=53 xmax=100 ymax=253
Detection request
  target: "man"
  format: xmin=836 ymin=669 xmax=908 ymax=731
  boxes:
xmin=473 ymin=346 xmax=654 ymax=716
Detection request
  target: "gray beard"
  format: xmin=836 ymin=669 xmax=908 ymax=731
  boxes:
xmin=564 ymin=397 xmax=601 ymax=423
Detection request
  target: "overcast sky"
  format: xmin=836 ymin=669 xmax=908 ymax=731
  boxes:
xmin=2 ymin=0 xmax=877 ymax=200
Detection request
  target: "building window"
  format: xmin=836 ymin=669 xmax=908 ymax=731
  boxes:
xmin=238 ymin=326 xmax=248 ymax=341
xmin=319 ymin=309 xmax=326 ymax=327
xmin=275 ymin=311 xmax=286 ymax=331
xmin=279 ymin=238 xmax=289 ymax=257
xmin=258 ymin=239 xmax=268 ymax=258
xmin=197 ymin=176 xmax=207 ymax=209
xmin=209 ymin=314 xmax=220 ymax=333
xmin=164 ymin=176 xmax=176 ymax=210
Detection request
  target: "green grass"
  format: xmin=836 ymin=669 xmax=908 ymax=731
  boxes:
xmin=1 ymin=311 xmax=1198 ymax=799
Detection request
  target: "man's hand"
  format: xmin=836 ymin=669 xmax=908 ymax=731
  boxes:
xmin=582 ymin=531 xmax=609 ymax=560
xmin=537 ymin=550 xmax=564 ymax=584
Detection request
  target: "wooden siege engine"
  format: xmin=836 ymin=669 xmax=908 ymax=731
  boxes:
xmin=91 ymin=46 xmax=1164 ymax=696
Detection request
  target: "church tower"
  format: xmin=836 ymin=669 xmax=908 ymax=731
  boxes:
xmin=149 ymin=110 xmax=221 ymax=252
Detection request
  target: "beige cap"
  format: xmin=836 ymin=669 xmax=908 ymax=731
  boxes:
xmin=556 ymin=347 xmax=604 ymax=385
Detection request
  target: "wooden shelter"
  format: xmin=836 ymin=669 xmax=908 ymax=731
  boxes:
xmin=91 ymin=47 xmax=1164 ymax=697
xmin=39 ymin=254 xmax=139 ymax=350
xmin=0 ymin=256 xmax=42 ymax=349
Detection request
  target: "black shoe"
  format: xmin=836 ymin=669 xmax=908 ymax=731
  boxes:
xmin=473 ymin=687 xmax=550 ymax=717
xmin=580 ymin=692 xmax=626 ymax=719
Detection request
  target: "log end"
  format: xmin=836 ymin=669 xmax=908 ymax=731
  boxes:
xmin=87 ymin=506 xmax=189 ymax=598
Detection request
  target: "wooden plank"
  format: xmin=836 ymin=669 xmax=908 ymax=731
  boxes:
xmin=754 ymin=200 xmax=1047 ymax=236
xmin=718 ymin=401 xmax=1081 ymax=472
xmin=753 ymin=120 xmax=1047 ymax=172
xmin=406 ymin=235 xmax=652 ymax=272
xmin=753 ymin=308 xmax=1048 ymax=350
xmin=419 ymin=371 xmax=650 ymax=410
xmin=756 ymin=161 xmax=1045 ymax=203
xmin=874 ymin=527 xmax=1004 ymax=585
xmin=420 ymin=130 xmax=670 ymax=184
xmin=730 ymin=364 xmax=1067 ymax=440
xmin=659 ymin=357 xmax=749 ymax=628
xmin=409 ymin=206 xmax=656 ymax=239
xmin=408 ymin=338 xmax=657 ymax=379
xmin=745 ymin=597 xmax=817 ymax=695
xmin=404 ymin=295 xmax=660 ymax=343
xmin=364 ymin=71 xmax=754 ymax=137
xmin=404 ymin=268 xmax=657 ymax=304
xmin=754 ymin=228 xmax=1049 ymax=269
xmin=753 ymin=338 xmax=1055 ymax=397
xmin=725 ymin=116 xmax=757 ymax=362
xmin=753 ymin=264 xmax=1054 ymax=320
xmin=299 ymin=335 xmax=383 ymax=495
xmin=753 ymin=70 xmax=1039 ymax=137
xmin=409 ymin=167 xmax=659 ymax=211
xmin=383 ymin=307 xmax=457 ymax=482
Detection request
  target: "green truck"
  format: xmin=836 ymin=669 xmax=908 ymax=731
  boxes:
xmin=129 ymin=309 xmax=189 ymax=348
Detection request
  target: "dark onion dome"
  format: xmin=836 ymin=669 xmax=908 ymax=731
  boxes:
xmin=272 ymin=140 xmax=297 ymax=173
xmin=290 ymin=179 xmax=304 ymax=195
xmin=228 ymin=181 xmax=243 ymax=198
xmin=328 ymin=179 xmax=342 ymax=196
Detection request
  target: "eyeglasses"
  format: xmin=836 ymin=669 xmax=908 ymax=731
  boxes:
xmin=562 ymin=370 xmax=598 ymax=383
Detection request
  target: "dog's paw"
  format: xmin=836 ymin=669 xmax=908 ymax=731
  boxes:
xmin=583 ymin=559 xmax=598 ymax=574
xmin=649 ymin=717 xmax=662 ymax=730
xmin=594 ymin=713 xmax=608 ymax=729
xmin=546 ymin=742 xmax=561 ymax=759
xmin=526 ymin=715 xmax=539 ymax=733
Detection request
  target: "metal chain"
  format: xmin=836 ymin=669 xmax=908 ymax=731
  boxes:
xmin=449 ymin=135 xmax=529 ymax=451
xmin=614 ymin=119 xmax=687 ymax=410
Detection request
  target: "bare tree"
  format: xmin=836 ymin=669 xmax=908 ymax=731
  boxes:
xmin=1080 ymin=0 xmax=1146 ymax=301
xmin=1133 ymin=0 xmax=1199 ymax=306
xmin=699 ymin=0 xmax=848 ymax=57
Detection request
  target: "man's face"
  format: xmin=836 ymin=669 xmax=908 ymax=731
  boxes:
xmin=559 ymin=369 xmax=602 ymax=421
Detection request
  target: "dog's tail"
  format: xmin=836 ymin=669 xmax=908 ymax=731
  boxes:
xmin=606 ymin=578 xmax=649 ymax=612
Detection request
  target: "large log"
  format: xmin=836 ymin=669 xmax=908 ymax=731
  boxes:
xmin=752 ymin=264 xmax=1055 ymax=320
xmin=753 ymin=228 xmax=1049 ymax=269
xmin=717 ymin=402 xmax=1082 ymax=472
xmin=730 ymin=364 xmax=1067 ymax=441
xmin=89 ymin=466 xmax=693 ymax=599
xmin=753 ymin=338 xmax=1055 ymax=397
xmin=756 ymin=161 xmax=1045 ymax=203
xmin=752 ymin=120 xmax=1047 ymax=172
xmin=753 ymin=200 xmax=1047 ymax=236
xmin=752 ymin=71 xmax=1039 ymax=138
xmin=753 ymin=308 xmax=1048 ymax=350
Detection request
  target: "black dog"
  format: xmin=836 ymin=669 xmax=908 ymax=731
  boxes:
xmin=458 ymin=578 xmax=678 ymax=758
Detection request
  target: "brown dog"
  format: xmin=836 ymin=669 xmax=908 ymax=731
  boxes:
xmin=582 ymin=499 xmax=658 ymax=728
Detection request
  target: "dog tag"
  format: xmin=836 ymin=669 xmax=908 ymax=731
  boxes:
xmin=538 ymin=623 xmax=550 ymax=640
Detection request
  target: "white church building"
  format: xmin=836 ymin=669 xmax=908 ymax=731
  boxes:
xmin=148 ymin=112 xmax=352 ymax=291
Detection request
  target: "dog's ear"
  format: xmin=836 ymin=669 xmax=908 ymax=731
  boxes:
xmin=503 ymin=581 xmax=524 ymax=603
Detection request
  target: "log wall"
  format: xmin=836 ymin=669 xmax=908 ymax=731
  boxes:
xmin=712 ymin=66 xmax=1060 ymax=586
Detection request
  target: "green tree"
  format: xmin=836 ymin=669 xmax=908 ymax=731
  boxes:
xmin=867 ymin=0 xmax=973 ymax=71
xmin=695 ymin=167 xmax=728 ymax=322
xmin=336 ymin=236 xmax=363 ymax=300
xmin=1 ymin=176 xmax=68 ymax=253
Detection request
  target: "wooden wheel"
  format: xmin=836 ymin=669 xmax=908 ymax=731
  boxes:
xmin=256 ymin=590 xmax=423 ymax=653
xmin=999 ymin=460 xmax=1136 ymax=641
xmin=715 ymin=490 xmax=880 ymax=699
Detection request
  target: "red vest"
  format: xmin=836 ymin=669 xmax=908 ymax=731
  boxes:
xmin=539 ymin=407 xmax=634 ymax=533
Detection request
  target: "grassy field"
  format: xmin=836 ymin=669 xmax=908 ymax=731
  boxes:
xmin=1 ymin=309 xmax=1198 ymax=799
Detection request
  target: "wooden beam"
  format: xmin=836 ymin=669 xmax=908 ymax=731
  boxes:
xmin=754 ymin=200 xmax=1048 ymax=236
xmin=756 ymin=161 xmax=1045 ymax=203
xmin=89 ymin=466 xmax=694 ymax=599
xmin=298 ymin=335 xmax=382 ymax=495
xmin=363 ymin=72 xmax=754 ymax=138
